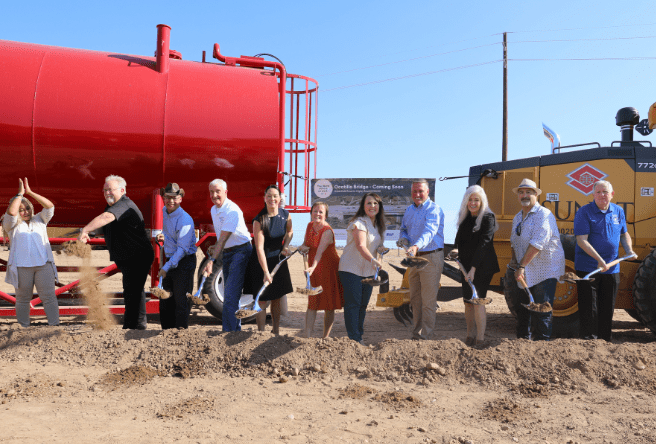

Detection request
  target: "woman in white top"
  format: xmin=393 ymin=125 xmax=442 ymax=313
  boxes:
xmin=2 ymin=178 xmax=59 ymax=327
xmin=338 ymin=193 xmax=386 ymax=344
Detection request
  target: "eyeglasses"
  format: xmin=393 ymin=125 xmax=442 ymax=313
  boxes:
xmin=163 ymin=195 xmax=182 ymax=201
xmin=103 ymin=187 xmax=120 ymax=193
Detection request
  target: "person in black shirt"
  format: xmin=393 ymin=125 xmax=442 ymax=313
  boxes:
xmin=448 ymin=185 xmax=500 ymax=346
xmin=79 ymin=175 xmax=154 ymax=330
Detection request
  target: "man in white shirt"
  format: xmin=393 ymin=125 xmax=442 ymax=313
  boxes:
xmin=202 ymin=179 xmax=253 ymax=332
xmin=510 ymin=178 xmax=565 ymax=341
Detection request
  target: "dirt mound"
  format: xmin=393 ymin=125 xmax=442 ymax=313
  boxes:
xmin=338 ymin=383 xmax=378 ymax=399
xmin=157 ymin=396 xmax=215 ymax=419
xmin=0 ymin=374 xmax=58 ymax=401
xmin=481 ymin=397 xmax=528 ymax=423
xmin=373 ymin=390 xmax=423 ymax=410
xmin=99 ymin=365 xmax=162 ymax=389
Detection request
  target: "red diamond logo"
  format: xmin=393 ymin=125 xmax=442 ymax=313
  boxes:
xmin=566 ymin=164 xmax=607 ymax=195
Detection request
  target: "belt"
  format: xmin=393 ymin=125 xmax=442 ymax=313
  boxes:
xmin=416 ymin=248 xmax=442 ymax=257
xmin=223 ymin=242 xmax=250 ymax=253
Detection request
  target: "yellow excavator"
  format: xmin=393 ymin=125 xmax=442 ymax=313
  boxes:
xmin=467 ymin=105 xmax=656 ymax=337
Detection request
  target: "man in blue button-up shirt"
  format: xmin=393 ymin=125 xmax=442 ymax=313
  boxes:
xmin=398 ymin=179 xmax=445 ymax=340
xmin=156 ymin=183 xmax=198 ymax=329
xmin=574 ymin=180 xmax=635 ymax=342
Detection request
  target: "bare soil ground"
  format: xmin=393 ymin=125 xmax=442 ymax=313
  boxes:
xmin=0 ymin=248 xmax=655 ymax=443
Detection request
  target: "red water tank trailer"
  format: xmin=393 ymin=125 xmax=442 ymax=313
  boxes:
xmin=0 ymin=25 xmax=318 ymax=319
xmin=0 ymin=24 xmax=318 ymax=227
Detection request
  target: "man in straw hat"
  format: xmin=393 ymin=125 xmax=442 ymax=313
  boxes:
xmin=79 ymin=175 xmax=154 ymax=330
xmin=509 ymin=178 xmax=564 ymax=340
xmin=574 ymin=180 xmax=634 ymax=342
xmin=156 ymin=183 xmax=197 ymax=329
xmin=397 ymin=179 xmax=445 ymax=340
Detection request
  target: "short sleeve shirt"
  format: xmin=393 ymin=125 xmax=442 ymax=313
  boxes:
xmin=510 ymin=203 xmax=565 ymax=288
xmin=338 ymin=217 xmax=382 ymax=277
xmin=574 ymin=202 xmax=627 ymax=274
xmin=104 ymin=195 xmax=154 ymax=261
xmin=210 ymin=198 xmax=251 ymax=248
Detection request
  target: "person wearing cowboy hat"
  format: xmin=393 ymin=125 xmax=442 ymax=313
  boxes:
xmin=509 ymin=178 xmax=564 ymax=341
xmin=156 ymin=183 xmax=197 ymax=329
xmin=79 ymin=175 xmax=154 ymax=330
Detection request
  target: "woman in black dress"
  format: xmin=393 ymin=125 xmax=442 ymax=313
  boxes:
xmin=449 ymin=185 xmax=499 ymax=346
xmin=244 ymin=185 xmax=293 ymax=335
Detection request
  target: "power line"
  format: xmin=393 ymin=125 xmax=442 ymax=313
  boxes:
xmin=322 ymin=60 xmax=502 ymax=92
xmin=511 ymin=35 xmax=656 ymax=44
xmin=507 ymin=22 xmax=656 ymax=34
xmin=511 ymin=57 xmax=656 ymax=61
xmin=317 ymin=42 xmax=499 ymax=77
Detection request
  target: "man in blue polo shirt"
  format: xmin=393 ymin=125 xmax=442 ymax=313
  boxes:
xmin=574 ymin=180 xmax=635 ymax=341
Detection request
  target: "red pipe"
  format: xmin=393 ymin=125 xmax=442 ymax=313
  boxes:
xmin=213 ymin=44 xmax=287 ymax=196
xmin=151 ymin=189 xmax=164 ymax=287
xmin=156 ymin=24 xmax=171 ymax=74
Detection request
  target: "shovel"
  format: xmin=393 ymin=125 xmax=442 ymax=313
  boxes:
xmin=451 ymin=257 xmax=491 ymax=306
xmin=296 ymin=252 xmax=323 ymax=296
xmin=236 ymin=249 xmax=299 ymax=319
xmin=397 ymin=238 xmax=429 ymax=270
xmin=363 ymin=248 xmax=390 ymax=286
xmin=515 ymin=274 xmax=552 ymax=314
xmin=150 ymin=276 xmax=171 ymax=300
xmin=187 ymin=275 xmax=209 ymax=305
xmin=564 ymin=253 xmax=638 ymax=283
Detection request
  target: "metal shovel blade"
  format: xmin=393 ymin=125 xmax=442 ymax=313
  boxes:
xmin=296 ymin=272 xmax=323 ymax=295
xmin=400 ymin=257 xmax=429 ymax=270
xmin=150 ymin=276 xmax=170 ymax=300
xmin=517 ymin=275 xmax=552 ymax=314
xmin=452 ymin=258 xmax=491 ymax=306
xmin=363 ymin=268 xmax=388 ymax=286
xmin=187 ymin=276 xmax=209 ymax=305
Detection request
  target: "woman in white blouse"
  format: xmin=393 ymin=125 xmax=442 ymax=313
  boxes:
xmin=338 ymin=193 xmax=386 ymax=344
xmin=2 ymin=178 xmax=59 ymax=327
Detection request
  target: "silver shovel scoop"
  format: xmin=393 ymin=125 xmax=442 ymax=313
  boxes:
xmin=451 ymin=257 xmax=491 ymax=306
xmin=363 ymin=248 xmax=390 ymax=286
xmin=565 ymin=253 xmax=638 ymax=283
xmin=236 ymin=249 xmax=298 ymax=319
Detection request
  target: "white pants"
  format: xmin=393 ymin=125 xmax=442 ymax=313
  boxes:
xmin=15 ymin=264 xmax=59 ymax=327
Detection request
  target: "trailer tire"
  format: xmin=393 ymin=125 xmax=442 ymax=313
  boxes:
xmin=632 ymin=249 xmax=656 ymax=335
xmin=503 ymin=266 xmax=579 ymax=338
xmin=197 ymin=258 xmax=256 ymax=323
xmin=502 ymin=267 xmax=521 ymax=318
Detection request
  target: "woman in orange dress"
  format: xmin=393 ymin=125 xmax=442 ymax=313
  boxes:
xmin=299 ymin=201 xmax=343 ymax=338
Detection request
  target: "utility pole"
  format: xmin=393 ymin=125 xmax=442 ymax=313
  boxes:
xmin=502 ymin=32 xmax=508 ymax=162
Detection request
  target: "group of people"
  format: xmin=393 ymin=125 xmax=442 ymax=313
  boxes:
xmin=2 ymin=175 xmax=634 ymax=344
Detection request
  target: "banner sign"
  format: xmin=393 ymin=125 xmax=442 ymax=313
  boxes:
xmin=311 ymin=178 xmax=436 ymax=241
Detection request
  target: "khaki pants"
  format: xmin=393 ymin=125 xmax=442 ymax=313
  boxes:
xmin=408 ymin=249 xmax=443 ymax=339
xmin=16 ymin=264 xmax=59 ymax=327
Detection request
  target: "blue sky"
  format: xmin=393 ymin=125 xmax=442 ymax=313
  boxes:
xmin=3 ymin=0 xmax=655 ymax=244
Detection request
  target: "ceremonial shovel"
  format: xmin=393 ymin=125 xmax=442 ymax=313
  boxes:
xmin=296 ymin=252 xmax=323 ymax=296
xmin=236 ymin=249 xmax=299 ymax=319
xmin=363 ymin=248 xmax=390 ymax=286
xmin=451 ymin=257 xmax=491 ymax=306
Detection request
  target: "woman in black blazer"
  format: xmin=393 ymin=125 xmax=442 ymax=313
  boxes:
xmin=449 ymin=185 xmax=500 ymax=346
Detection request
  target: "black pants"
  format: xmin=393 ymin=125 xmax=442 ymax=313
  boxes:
xmin=160 ymin=254 xmax=197 ymax=329
xmin=576 ymin=270 xmax=620 ymax=341
xmin=115 ymin=253 xmax=154 ymax=330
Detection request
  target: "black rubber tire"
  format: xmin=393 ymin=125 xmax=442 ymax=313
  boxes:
xmin=632 ymin=249 xmax=656 ymax=335
xmin=502 ymin=267 xmax=522 ymax=318
xmin=624 ymin=309 xmax=644 ymax=324
xmin=197 ymin=258 xmax=257 ymax=323
xmin=502 ymin=267 xmax=579 ymax=337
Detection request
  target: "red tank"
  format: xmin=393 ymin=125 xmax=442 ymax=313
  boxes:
xmin=0 ymin=24 xmax=318 ymax=227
